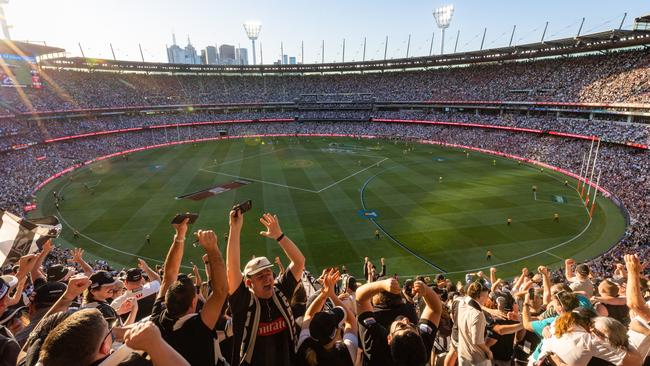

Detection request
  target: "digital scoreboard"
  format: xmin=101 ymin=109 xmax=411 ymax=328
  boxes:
xmin=0 ymin=53 xmax=41 ymax=88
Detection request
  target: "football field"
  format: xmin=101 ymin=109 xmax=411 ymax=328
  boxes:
xmin=33 ymin=136 xmax=627 ymax=280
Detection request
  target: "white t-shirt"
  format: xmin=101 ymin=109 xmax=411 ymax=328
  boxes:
xmin=540 ymin=326 xmax=627 ymax=366
xmin=110 ymin=280 xmax=160 ymax=312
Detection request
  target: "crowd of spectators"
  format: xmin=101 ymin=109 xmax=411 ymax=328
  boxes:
xmin=0 ymin=109 xmax=647 ymax=153
xmin=1 ymin=119 xmax=648 ymax=278
xmin=0 ymin=48 xmax=649 ymax=116
xmin=0 ymin=45 xmax=649 ymax=365
xmin=1 ymin=164 xmax=649 ymax=365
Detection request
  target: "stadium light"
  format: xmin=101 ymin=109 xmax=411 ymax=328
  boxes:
xmin=433 ymin=4 xmax=454 ymax=54
xmin=243 ymin=21 xmax=262 ymax=65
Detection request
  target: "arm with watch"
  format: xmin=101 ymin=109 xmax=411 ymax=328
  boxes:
xmin=158 ymin=218 xmax=189 ymax=300
xmin=259 ymin=213 xmax=305 ymax=282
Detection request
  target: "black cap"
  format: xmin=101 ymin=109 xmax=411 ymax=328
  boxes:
xmin=126 ymin=268 xmax=143 ymax=282
xmin=33 ymin=281 xmax=67 ymax=305
xmin=47 ymin=265 xmax=69 ymax=282
xmin=309 ymin=307 xmax=346 ymax=344
xmin=0 ymin=306 xmax=27 ymax=325
xmin=89 ymin=270 xmax=116 ymax=289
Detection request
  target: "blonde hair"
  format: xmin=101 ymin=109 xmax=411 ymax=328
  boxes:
xmin=554 ymin=311 xmax=590 ymax=338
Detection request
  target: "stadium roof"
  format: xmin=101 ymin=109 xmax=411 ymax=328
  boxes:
xmin=0 ymin=40 xmax=64 ymax=57
xmin=41 ymin=29 xmax=650 ymax=74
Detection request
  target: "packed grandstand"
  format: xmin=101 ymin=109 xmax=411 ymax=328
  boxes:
xmin=0 ymin=16 xmax=650 ymax=366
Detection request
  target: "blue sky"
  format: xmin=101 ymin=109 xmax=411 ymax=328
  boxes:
xmin=4 ymin=0 xmax=649 ymax=63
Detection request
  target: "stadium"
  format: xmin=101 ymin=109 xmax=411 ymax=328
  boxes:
xmin=0 ymin=3 xmax=649 ymax=366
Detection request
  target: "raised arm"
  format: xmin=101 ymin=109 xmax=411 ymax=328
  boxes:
xmin=538 ymin=266 xmax=552 ymax=305
xmin=199 ymin=254 xmax=211 ymax=284
xmin=356 ymin=277 xmax=400 ymax=314
xmin=378 ymin=258 xmax=386 ymax=278
xmin=512 ymin=267 xmax=527 ymax=292
xmin=625 ymin=254 xmax=650 ymax=321
xmin=521 ymin=294 xmax=535 ymax=332
xmin=7 ymin=276 xmax=27 ymax=306
xmin=226 ymin=210 xmax=244 ymax=294
xmin=489 ymin=267 xmax=497 ymax=288
xmin=195 ymin=230 xmax=228 ymax=329
xmin=31 ymin=239 xmax=52 ymax=282
xmin=122 ymin=297 xmax=139 ymax=326
xmin=363 ymin=257 xmax=369 ymax=282
xmin=158 ymin=219 xmax=189 ymax=299
xmin=72 ymin=248 xmax=93 ymax=276
xmin=259 ymin=213 xmax=304 ymax=282
xmin=413 ymin=280 xmax=443 ymax=326
xmin=138 ymin=258 xmax=161 ymax=284
xmin=15 ymin=254 xmax=37 ymax=282
xmin=564 ymin=258 xmax=575 ymax=281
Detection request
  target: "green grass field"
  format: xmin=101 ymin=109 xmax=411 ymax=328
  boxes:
xmin=32 ymin=137 xmax=627 ymax=280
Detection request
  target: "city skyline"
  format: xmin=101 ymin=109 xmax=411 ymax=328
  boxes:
xmin=2 ymin=0 xmax=648 ymax=64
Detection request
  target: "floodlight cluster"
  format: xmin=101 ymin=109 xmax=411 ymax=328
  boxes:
xmin=243 ymin=21 xmax=261 ymax=40
xmin=433 ymin=4 xmax=454 ymax=28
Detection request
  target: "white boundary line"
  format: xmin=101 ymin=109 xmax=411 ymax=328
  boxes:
xmin=56 ymin=181 xmax=194 ymax=269
xmin=290 ymin=146 xmax=387 ymax=159
xmin=317 ymin=157 xmax=389 ymax=193
xmin=201 ymin=147 xmax=388 ymax=194
xmin=199 ymin=169 xmax=320 ymax=193
xmin=203 ymin=147 xmax=288 ymax=168
xmin=46 ymin=136 xmax=600 ymax=277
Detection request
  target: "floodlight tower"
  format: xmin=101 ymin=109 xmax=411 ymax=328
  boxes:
xmin=433 ymin=4 xmax=454 ymax=54
xmin=243 ymin=21 xmax=261 ymax=65
xmin=0 ymin=0 xmax=12 ymax=40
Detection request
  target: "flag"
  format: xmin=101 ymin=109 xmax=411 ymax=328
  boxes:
xmin=0 ymin=210 xmax=62 ymax=267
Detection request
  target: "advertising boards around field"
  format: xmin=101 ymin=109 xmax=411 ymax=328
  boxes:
xmin=176 ymin=179 xmax=252 ymax=201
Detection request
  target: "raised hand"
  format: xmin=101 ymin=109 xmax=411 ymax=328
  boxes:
xmin=17 ymin=253 xmax=38 ymax=274
xmin=42 ymin=239 xmax=53 ymax=253
xmin=72 ymin=248 xmax=85 ymax=263
xmin=229 ymin=209 xmax=244 ymax=232
xmin=565 ymin=258 xmax=576 ymax=267
xmin=172 ymin=218 xmax=189 ymax=239
xmin=625 ymin=254 xmax=642 ymax=274
xmin=196 ymin=230 xmax=218 ymax=252
xmin=259 ymin=213 xmax=283 ymax=239
xmin=64 ymin=274 xmax=91 ymax=298
xmin=412 ymin=280 xmax=431 ymax=297
xmin=124 ymin=321 xmax=162 ymax=353
xmin=382 ymin=277 xmax=401 ymax=295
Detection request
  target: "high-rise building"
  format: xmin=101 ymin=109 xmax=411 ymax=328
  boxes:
xmin=236 ymin=48 xmax=249 ymax=65
xmin=289 ymin=56 xmax=296 ymax=65
xmin=282 ymin=54 xmax=288 ymax=65
xmin=166 ymin=33 xmax=185 ymax=63
xmin=167 ymin=44 xmax=185 ymax=64
xmin=184 ymin=38 xmax=201 ymax=64
xmin=200 ymin=49 xmax=207 ymax=65
xmin=205 ymin=46 xmax=218 ymax=65
xmin=219 ymin=44 xmax=236 ymax=64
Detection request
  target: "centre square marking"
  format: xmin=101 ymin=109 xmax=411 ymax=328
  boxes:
xmin=200 ymin=147 xmax=389 ymax=194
